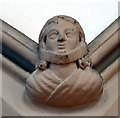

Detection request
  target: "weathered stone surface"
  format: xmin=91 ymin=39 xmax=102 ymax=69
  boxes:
xmin=25 ymin=15 xmax=103 ymax=108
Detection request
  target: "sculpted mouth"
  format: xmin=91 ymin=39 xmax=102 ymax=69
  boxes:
xmin=57 ymin=43 xmax=66 ymax=50
xmin=57 ymin=46 xmax=65 ymax=49
xmin=57 ymin=43 xmax=66 ymax=53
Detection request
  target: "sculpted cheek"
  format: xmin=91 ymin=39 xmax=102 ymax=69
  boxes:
xmin=46 ymin=38 xmax=57 ymax=51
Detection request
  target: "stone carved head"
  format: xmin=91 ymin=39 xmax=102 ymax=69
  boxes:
xmin=26 ymin=15 xmax=103 ymax=108
xmin=37 ymin=15 xmax=88 ymax=69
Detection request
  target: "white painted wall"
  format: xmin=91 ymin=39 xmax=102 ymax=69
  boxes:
xmin=0 ymin=0 xmax=119 ymax=43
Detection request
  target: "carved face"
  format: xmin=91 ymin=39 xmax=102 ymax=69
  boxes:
xmin=45 ymin=19 xmax=80 ymax=54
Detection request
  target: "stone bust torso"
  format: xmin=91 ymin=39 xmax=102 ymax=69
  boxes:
xmin=25 ymin=15 xmax=103 ymax=108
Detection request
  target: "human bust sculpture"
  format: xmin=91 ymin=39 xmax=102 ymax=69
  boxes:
xmin=25 ymin=15 xmax=103 ymax=108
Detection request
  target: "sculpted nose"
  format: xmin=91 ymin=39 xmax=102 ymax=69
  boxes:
xmin=57 ymin=35 xmax=66 ymax=42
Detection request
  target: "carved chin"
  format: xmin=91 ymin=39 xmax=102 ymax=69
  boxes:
xmin=25 ymin=68 xmax=103 ymax=108
xmin=39 ymin=42 xmax=88 ymax=64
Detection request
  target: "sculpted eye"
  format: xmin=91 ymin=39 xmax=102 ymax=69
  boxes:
xmin=66 ymin=32 xmax=73 ymax=37
xmin=48 ymin=31 xmax=58 ymax=39
xmin=49 ymin=33 xmax=58 ymax=39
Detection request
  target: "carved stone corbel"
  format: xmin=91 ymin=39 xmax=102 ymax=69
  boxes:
xmin=25 ymin=15 xmax=103 ymax=108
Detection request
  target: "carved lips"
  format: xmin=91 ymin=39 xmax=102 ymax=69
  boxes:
xmin=57 ymin=42 xmax=66 ymax=53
